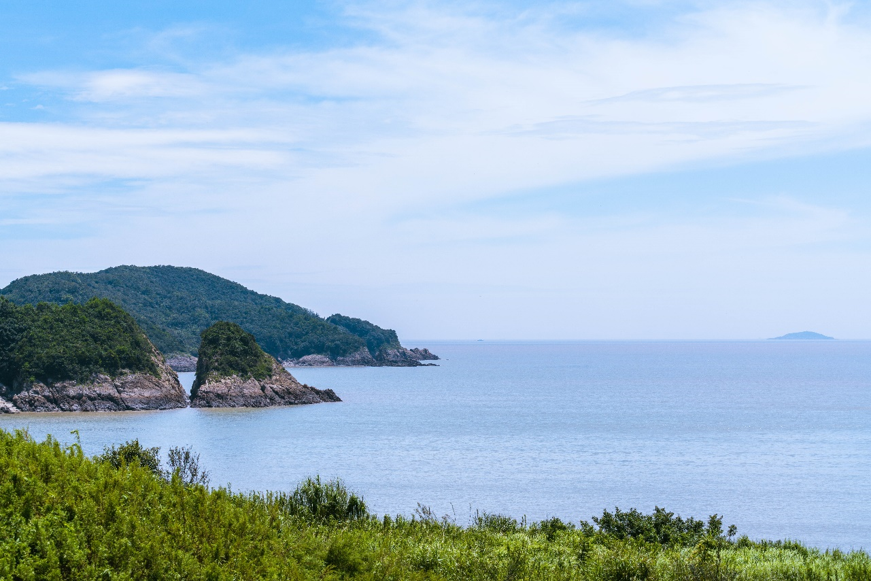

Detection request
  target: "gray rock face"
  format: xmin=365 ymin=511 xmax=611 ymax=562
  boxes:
xmin=335 ymin=349 xmax=378 ymax=366
xmin=166 ymin=354 xmax=198 ymax=372
xmin=408 ymin=347 xmax=439 ymax=361
xmin=285 ymin=354 xmax=335 ymax=367
xmin=190 ymin=360 xmax=340 ymax=408
xmin=1 ymin=350 xmax=188 ymax=412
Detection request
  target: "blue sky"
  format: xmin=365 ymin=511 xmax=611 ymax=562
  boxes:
xmin=2 ymin=0 xmax=871 ymax=339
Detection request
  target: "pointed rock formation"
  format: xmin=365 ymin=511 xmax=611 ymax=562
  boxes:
xmin=190 ymin=322 xmax=340 ymax=408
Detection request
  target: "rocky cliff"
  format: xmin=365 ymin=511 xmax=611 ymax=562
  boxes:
xmin=0 ymin=348 xmax=188 ymax=413
xmin=189 ymin=321 xmax=340 ymax=408
xmin=190 ymin=359 xmax=339 ymax=408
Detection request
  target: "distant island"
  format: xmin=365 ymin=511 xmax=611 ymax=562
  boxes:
xmin=0 ymin=265 xmax=437 ymax=369
xmin=769 ymin=331 xmax=835 ymax=340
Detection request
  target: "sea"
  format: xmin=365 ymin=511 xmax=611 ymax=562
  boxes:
xmin=1 ymin=340 xmax=869 ymax=550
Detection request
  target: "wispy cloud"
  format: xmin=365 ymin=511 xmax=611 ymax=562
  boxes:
xmin=22 ymin=70 xmax=207 ymax=102
xmin=588 ymin=84 xmax=805 ymax=105
xmin=4 ymin=0 xmax=871 ymax=337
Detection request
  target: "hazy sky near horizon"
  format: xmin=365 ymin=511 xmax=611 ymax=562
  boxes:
xmin=2 ymin=0 xmax=871 ymax=340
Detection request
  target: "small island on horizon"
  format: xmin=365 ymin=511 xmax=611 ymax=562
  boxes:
xmin=769 ymin=331 xmax=835 ymax=341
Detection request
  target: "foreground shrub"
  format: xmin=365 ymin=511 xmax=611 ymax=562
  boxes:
xmin=1 ymin=428 xmax=869 ymax=580
xmin=97 ymin=438 xmax=162 ymax=476
xmin=281 ymin=476 xmax=369 ymax=522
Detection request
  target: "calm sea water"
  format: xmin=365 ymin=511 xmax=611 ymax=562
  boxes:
xmin=2 ymin=341 xmax=869 ymax=550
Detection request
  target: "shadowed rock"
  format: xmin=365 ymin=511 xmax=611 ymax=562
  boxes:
xmin=166 ymin=354 xmax=198 ymax=372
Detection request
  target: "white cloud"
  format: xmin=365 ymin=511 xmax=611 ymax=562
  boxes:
xmin=4 ymin=0 xmax=871 ymax=338
xmin=22 ymin=69 xmax=207 ymax=101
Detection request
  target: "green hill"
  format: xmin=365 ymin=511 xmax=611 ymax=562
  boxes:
xmin=0 ymin=297 xmax=158 ymax=387
xmin=326 ymin=314 xmax=401 ymax=355
xmin=0 ymin=266 xmax=402 ymax=361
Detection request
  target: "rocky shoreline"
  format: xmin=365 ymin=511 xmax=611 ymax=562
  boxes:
xmin=166 ymin=346 xmax=439 ymax=371
xmin=190 ymin=360 xmax=339 ymax=408
xmin=285 ymin=347 xmax=439 ymax=368
xmin=0 ymin=349 xmax=188 ymax=413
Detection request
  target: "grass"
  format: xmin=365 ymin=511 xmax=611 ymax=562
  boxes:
xmin=0 ymin=428 xmax=868 ymax=580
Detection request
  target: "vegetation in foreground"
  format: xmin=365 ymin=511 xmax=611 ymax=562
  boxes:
xmin=0 ymin=266 xmax=405 ymax=360
xmin=1 ymin=429 xmax=868 ymax=581
xmin=0 ymin=297 xmax=158 ymax=387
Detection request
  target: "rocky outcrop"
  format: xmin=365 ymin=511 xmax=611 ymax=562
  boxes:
xmin=336 ymin=349 xmax=378 ymax=366
xmin=1 ymin=349 xmax=188 ymax=412
xmin=285 ymin=354 xmax=335 ymax=367
xmin=408 ymin=347 xmax=439 ymax=361
xmin=191 ymin=360 xmax=340 ymax=408
xmin=166 ymin=354 xmax=198 ymax=372
xmin=0 ymin=392 xmax=19 ymax=414
xmin=284 ymin=346 xmax=439 ymax=367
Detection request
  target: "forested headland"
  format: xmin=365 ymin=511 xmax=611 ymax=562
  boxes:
xmin=0 ymin=266 xmax=420 ymax=363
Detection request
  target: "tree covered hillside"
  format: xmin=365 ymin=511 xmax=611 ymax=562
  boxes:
xmin=326 ymin=314 xmax=401 ymax=355
xmin=0 ymin=297 xmax=158 ymax=387
xmin=0 ymin=266 xmax=393 ymax=360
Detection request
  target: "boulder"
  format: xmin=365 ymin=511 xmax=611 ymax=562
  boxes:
xmin=284 ymin=354 xmax=334 ymax=367
xmin=408 ymin=347 xmax=439 ymax=361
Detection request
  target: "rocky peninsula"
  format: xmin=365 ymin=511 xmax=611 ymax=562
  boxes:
xmin=0 ymin=298 xmax=188 ymax=413
xmin=285 ymin=346 xmax=439 ymax=367
xmin=190 ymin=322 xmax=340 ymax=408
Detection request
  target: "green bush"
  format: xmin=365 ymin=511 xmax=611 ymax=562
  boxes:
xmin=97 ymin=439 xmax=162 ymax=476
xmin=167 ymin=445 xmax=211 ymax=487
xmin=281 ymin=476 xmax=369 ymax=523
xmin=590 ymin=506 xmax=709 ymax=547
